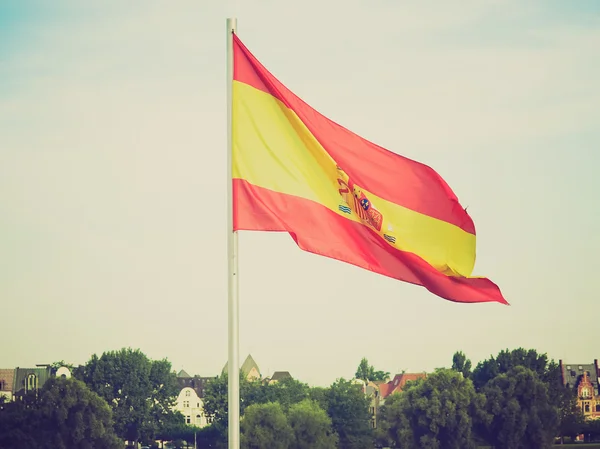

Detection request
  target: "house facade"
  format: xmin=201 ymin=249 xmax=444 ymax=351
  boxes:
xmin=173 ymin=370 xmax=214 ymax=428
xmin=0 ymin=369 xmax=14 ymax=401
xmin=560 ymin=360 xmax=600 ymax=420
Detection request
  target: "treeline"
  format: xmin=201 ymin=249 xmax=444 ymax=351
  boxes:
xmin=375 ymin=348 xmax=600 ymax=449
xmin=1 ymin=347 xmax=599 ymax=449
xmin=202 ymin=349 xmax=600 ymax=449
xmin=0 ymin=349 xmax=192 ymax=449
xmin=201 ymin=374 xmax=372 ymax=449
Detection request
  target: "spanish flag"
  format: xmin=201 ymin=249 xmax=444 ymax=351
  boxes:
xmin=232 ymin=34 xmax=507 ymax=305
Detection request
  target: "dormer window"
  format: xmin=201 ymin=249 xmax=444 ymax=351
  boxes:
xmin=582 ymin=387 xmax=591 ymax=398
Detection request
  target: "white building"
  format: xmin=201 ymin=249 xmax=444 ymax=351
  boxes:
xmin=173 ymin=370 xmax=212 ymax=428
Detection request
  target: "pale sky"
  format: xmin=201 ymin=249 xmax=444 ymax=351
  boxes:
xmin=1 ymin=1 xmax=599 ymax=387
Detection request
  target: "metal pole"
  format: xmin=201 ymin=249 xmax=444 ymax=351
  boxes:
xmin=226 ymin=17 xmax=240 ymax=449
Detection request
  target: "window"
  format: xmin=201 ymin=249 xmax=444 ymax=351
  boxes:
xmin=596 ymin=404 xmax=600 ymax=413
xmin=584 ymin=403 xmax=590 ymax=413
xmin=197 ymin=403 xmax=200 ymax=408
xmin=196 ymin=414 xmax=202 ymax=422
xmin=184 ymin=401 xmax=190 ymax=408
xmin=0 ymin=381 xmax=4 ymax=391
xmin=185 ymin=390 xmax=191 ymax=397
xmin=26 ymin=374 xmax=38 ymax=392
xmin=582 ymin=388 xmax=591 ymax=398
xmin=186 ymin=416 xmax=191 ymax=424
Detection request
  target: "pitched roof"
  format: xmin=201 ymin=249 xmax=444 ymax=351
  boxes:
xmin=270 ymin=371 xmax=292 ymax=382
xmin=222 ymin=354 xmax=261 ymax=378
xmin=379 ymin=373 xmax=427 ymax=399
xmin=177 ymin=375 xmax=214 ymax=399
xmin=0 ymin=369 xmax=14 ymax=392
xmin=561 ymin=362 xmax=599 ymax=395
xmin=241 ymin=355 xmax=260 ymax=376
xmin=177 ymin=369 xmax=192 ymax=378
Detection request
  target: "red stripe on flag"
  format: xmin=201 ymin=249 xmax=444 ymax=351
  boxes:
xmin=233 ymin=178 xmax=507 ymax=305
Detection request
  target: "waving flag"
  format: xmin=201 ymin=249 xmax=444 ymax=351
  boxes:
xmin=231 ymin=34 xmax=506 ymax=305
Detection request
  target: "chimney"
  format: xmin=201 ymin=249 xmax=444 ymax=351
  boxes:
xmin=559 ymin=360 xmax=565 ymax=386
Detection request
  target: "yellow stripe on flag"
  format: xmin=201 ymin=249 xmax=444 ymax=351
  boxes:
xmin=232 ymin=81 xmax=476 ymax=277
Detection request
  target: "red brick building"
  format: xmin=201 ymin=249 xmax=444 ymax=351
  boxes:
xmin=559 ymin=359 xmax=600 ymax=420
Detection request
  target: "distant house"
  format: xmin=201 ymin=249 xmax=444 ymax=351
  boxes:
xmin=173 ymin=370 xmax=215 ymax=428
xmin=0 ymin=369 xmax=14 ymax=401
xmin=12 ymin=365 xmax=71 ymax=399
xmin=264 ymin=371 xmax=292 ymax=385
xmin=351 ymin=378 xmax=381 ymax=429
xmin=379 ymin=373 xmax=427 ymax=402
xmin=12 ymin=365 xmax=54 ymax=399
xmin=355 ymin=372 xmax=425 ymax=429
xmin=559 ymin=360 xmax=600 ymax=420
xmin=222 ymin=354 xmax=261 ymax=381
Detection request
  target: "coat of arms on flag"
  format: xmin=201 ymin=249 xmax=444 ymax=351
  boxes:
xmin=336 ymin=166 xmax=383 ymax=232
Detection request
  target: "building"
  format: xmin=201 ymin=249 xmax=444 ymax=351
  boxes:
xmin=222 ymin=354 xmax=261 ymax=381
xmin=264 ymin=371 xmax=292 ymax=385
xmin=173 ymin=370 xmax=214 ymax=428
xmin=12 ymin=365 xmax=53 ymax=399
xmin=559 ymin=360 xmax=600 ymax=420
xmin=378 ymin=372 xmax=427 ymax=404
xmin=0 ymin=369 xmax=14 ymax=401
xmin=357 ymin=372 xmax=426 ymax=429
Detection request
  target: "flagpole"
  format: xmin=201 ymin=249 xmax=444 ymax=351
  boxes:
xmin=226 ymin=17 xmax=240 ymax=449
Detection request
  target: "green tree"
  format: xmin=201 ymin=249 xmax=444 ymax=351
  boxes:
xmin=582 ymin=419 xmax=600 ymax=441
xmin=0 ymin=392 xmax=39 ymax=449
xmin=196 ymin=424 xmax=227 ymax=449
xmin=308 ymin=386 xmax=329 ymax=412
xmin=379 ymin=368 xmax=487 ymax=449
xmin=355 ymin=357 xmax=389 ymax=382
xmin=451 ymin=351 xmax=472 ymax=379
xmin=259 ymin=377 xmax=310 ymax=411
xmin=241 ymin=402 xmax=293 ymax=449
xmin=545 ymin=360 xmax=583 ymax=443
xmin=472 ymin=348 xmax=578 ymax=442
xmin=76 ymin=347 xmax=180 ymax=443
xmin=155 ymin=411 xmax=190 ymax=441
xmin=557 ymin=398 xmax=585 ymax=444
xmin=287 ymin=399 xmax=338 ymax=449
xmin=37 ymin=377 xmax=122 ymax=448
xmin=50 ymin=360 xmax=75 ymax=372
xmin=471 ymin=348 xmax=550 ymax=389
xmin=202 ymin=371 xmax=261 ymax=432
xmin=0 ymin=377 xmax=121 ymax=449
xmin=481 ymin=366 xmax=559 ymax=449
xmin=327 ymin=378 xmax=373 ymax=449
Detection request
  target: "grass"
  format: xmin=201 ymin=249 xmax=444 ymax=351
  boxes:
xmin=555 ymin=446 xmax=600 ymax=449
xmin=478 ymin=446 xmax=600 ymax=449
